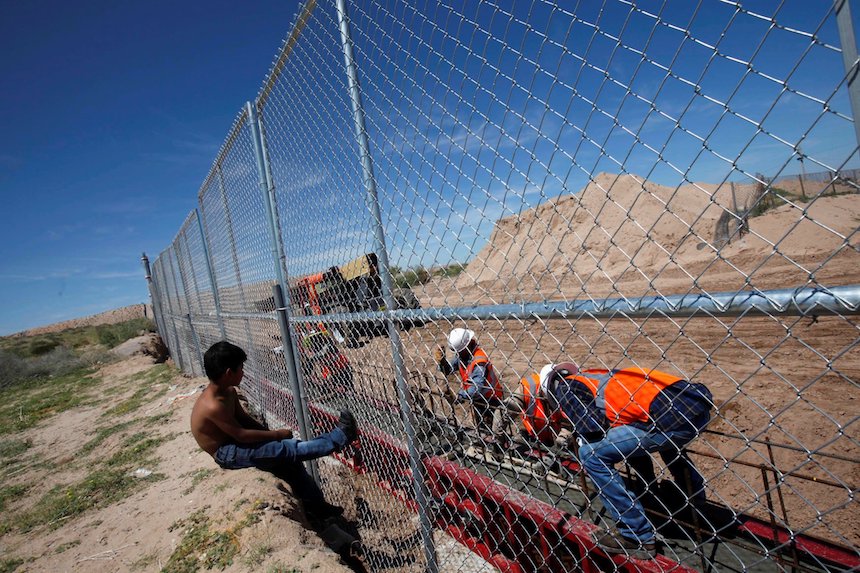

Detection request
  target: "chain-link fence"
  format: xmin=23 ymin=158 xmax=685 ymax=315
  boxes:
xmin=144 ymin=1 xmax=860 ymax=571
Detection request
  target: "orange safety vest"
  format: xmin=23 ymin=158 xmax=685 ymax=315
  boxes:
xmin=571 ymin=367 xmax=684 ymax=427
xmin=520 ymin=373 xmax=563 ymax=442
xmin=458 ymin=347 xmax=503 ymax=399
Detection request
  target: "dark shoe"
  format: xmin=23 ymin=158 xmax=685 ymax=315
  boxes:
xmin=304 ymin=498 xmax=345 ymax=522
xmin=318 ymin=522 xmax=358 ymax=554
xmin=593 ymin=529 xmax=656 ymax=560
xmin=338 ymin=410 xmax=358 ymax=444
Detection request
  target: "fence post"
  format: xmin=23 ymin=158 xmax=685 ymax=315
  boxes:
xmin=215 ymin=163 xmax=260 ymax=408
xmin=246 ymin=101 xmax=318 ymax=483
xmin=140 ymin=252 xmax=167 ymax=340
xmin=835 ymin=0 xmax=860 ymax=149
xmin=196 ymin=207 xmax=226 ymax=339
xmin=335 ymin=1 xmax=438 ymax=570
xmin=158 ymin=251 xmax=188 ymax=373
xmin=169 ymin=247 xmax=205 ymax=375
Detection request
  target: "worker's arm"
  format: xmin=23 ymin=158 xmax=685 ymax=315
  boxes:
xmin=503 ymin=392 xmax=527 ymax=414
xmin=555 ymin=380 xmax=606 ymax=442
xmin=458 ymin=363 xmax=490 ymax=402
xmin=434 ymin=346 xmax=456 ymax=377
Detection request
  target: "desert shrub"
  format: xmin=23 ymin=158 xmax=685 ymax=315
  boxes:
xmin=95 ymin=318 xmax=155 ymax=348
xmin=435 ymin=262 xmax=466 ymax=278
xmin=24 ymin=347 xmax=86 ymax=379
xmin=0 ymin=350 xmax=26 ymax=389
xmin=749 ymin=187 xmax=795 ymax=218
xmin=78 ymin=346 xmax=116 ymax=366
xmin=28 ymin=337 xmax=59 ymax=356
xmin=393 ymin=266 xmax=431 ymax=288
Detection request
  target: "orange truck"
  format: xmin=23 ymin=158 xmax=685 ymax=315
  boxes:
xmin=289 ymin=253 xmax=420 ymax=347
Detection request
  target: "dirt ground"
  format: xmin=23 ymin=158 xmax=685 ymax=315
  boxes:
xmin=0 ymin=349 xmax=492 ymax=573
xmin=0 ymin=354 xmax=381 ymax=572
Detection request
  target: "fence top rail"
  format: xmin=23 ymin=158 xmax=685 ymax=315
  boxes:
xmin=255 ymin=0 xmax=318 ymax=110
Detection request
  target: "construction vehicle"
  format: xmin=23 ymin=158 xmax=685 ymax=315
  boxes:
xmin=289 ymin=253 xmax=421 ymax=348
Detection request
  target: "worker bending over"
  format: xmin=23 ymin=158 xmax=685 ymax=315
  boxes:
xmin=540 ymin=362 xmax=712 ymax=560
xmin=434 ymin=328 xmax=506 ymax=443
xmin=505 ymin=364 xmax=571 ymax=448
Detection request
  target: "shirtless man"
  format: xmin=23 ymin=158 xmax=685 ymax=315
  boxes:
xmin=191 ymin=340 xmax=358 ymax=522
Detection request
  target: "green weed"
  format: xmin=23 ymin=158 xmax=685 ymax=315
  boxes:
xmin=0 ymin=558 xmax=23 ymax=573
xmin=54 ymin=540 xmax=81 ymax=554
xmin=242 ymin=541 xmax=273 ymax=568
xmin=266 ymin=564 xmax=300 ymax=573
xmin=78 ymin=420 xmax=135 ymax=455
xmin=16 ymin=468 xmax=165 ymax=533
xmin=130 ymin=550 xmax=160 ymax=570
xmin=0 ymin=318 xmax=155 ymax=359
xmin=0 ymin=318 xmax=154 ymax=390
xmin=0 ymin=439 xmax=32 ymax=470
xmin=0 ymin=368 xmax=100 ymax=435
xmin=163 ymin=509 xmax=239 ymax=573
xmin=182 ymin=468 xmax=215 ymax=495
xmin=0 ymin=485 xmax=29 ymax=512
xmin=103 ymin=432 xmax=174 ymax=469
xmin=9 ymin=431 xmax=171 ymax=533
xmin=103 ymin=363 xmax=173 ymax=418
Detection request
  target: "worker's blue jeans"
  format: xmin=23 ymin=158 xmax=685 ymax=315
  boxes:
xmin=214 ymin=427 xmax=348 ymax=505
xmin=578 ymin=424 xmax=704 ymax=544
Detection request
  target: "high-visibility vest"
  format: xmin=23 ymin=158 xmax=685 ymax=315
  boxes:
xmin=520 ymin=373 xmax=563 ymax=442
xmin=570 ymin=367 xmax=684 ymax=427
xmin=458 ymin=347 xmax=503 ymax=399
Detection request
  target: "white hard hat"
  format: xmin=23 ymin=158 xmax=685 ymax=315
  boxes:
xmin=447 ymin=328 xmax=475 ymax=352
xmin=539 ymin=363 xmax=556 ymax=393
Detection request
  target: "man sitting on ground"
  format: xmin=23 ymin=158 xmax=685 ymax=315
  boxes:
xmin=191 ymin=340 xmax=358 ymax=523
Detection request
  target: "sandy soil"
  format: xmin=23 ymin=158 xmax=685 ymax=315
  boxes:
xmin=414 ymin=173 xmax=860 ymax=306
xmin=0 ymin=354 xmax=360 ymax=572
xmin=0 ymin=349 xmax=491 ymax=573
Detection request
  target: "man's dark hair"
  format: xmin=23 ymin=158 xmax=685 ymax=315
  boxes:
xmin=204 ymin=341 xmax=247 ymax=381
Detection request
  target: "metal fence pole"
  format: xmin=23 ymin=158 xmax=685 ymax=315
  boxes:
xmin=335 ymin=1 xmax=438 ymax=570
xmin=196 ymin=207 xmax=226 ymax=339
xmin=169 ymin=247 xmax=205 ymax=375
xmin=214 ymin=164 xmax=259 ymax=410
xmin=159 ymin=251 xmax=188 ymax=373
xmin=141 ymin=253 xmax=167 ymax=343
xmin=836 ymin=0 xmax=860 ymax=149
xmin=247 ymin=101 xmax=318 ymax=482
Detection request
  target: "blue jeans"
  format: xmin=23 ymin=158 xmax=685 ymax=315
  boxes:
xmin=214 ymin=427 xmax=348 ymax=505
xmin=578 ymin=424 xmax=704 ymax=544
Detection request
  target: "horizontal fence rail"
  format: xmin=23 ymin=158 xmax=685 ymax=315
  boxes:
xmin=147 ymin=1 xmax=860 ymax=572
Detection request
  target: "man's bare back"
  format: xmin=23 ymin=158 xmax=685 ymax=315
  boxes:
xmin=190 ymin=383 xmax=238 ymax=456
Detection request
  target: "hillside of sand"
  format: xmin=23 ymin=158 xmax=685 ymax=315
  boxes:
xmin=6 ymin=304 xmax=153 ymax=338
xmin=415 ymin=172 xmax=860 ymax=306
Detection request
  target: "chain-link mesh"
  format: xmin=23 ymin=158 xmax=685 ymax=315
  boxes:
xmin=149 ymin=1 xmax=860 ymax=571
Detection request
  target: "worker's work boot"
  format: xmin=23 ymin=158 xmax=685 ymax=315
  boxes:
xmin=593 ymin=529 xmax=656 ymax=560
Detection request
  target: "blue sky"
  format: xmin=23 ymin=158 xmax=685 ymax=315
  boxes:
xmin=2 ymin=0 xmax=858 ymax=335
xmin=0 ymin=1 xmax=303 ymax=335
